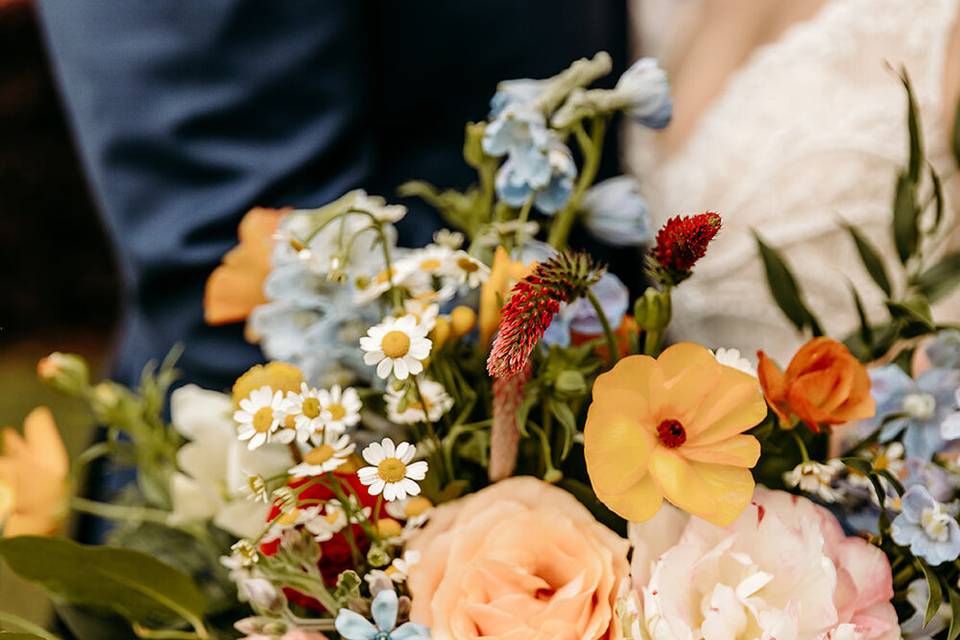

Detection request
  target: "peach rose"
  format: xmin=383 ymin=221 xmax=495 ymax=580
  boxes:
xmin=406 ymin=476 xmax=629 ymax=640
xmin=757 ymin=337 xmax=875 ymax=432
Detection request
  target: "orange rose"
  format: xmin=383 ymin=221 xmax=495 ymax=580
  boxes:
xmin=406 ymin=477 xmax=629 ymax=640
xmin=204 ymin=207 xmax=288 ymax=325
xmin=757 ymin=337 xmax=875 ymax=432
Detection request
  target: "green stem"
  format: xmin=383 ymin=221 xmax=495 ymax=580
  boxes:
xmin=411 ymin=376 xmax=448 ymax=483
xmin=586 ymin=289 xmax=619 ymax=364
xmin=0 ymin=611 xmax=61 ymax=640
xmin=547 ymin=116 xmax=608 ymax=249
xmin=70 ymin=497 xmax=171 ymax=525
xmin=790 ymin=429 xmax=811 ymax=463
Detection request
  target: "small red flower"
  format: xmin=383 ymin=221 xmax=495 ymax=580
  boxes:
xmin=650 ymin=212 xmax=721 ymax=284
xmin=486 ymin=252 xmax=602 ymax=379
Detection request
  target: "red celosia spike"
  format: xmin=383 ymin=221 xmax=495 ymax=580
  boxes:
xmin=651 ymin=212 xmax=722 ymax=281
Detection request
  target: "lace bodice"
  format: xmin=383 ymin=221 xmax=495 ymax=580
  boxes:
xmin=628 ymin=0 xmax=960 ymax=362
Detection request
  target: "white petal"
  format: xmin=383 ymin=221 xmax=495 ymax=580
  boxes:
xmin=368 ymin=479 xmax=385 ymax=496
xmin=395 ymin=442 xmax=411 ymax=462
xmin=364 ymin=350 xmax=383 ymax=365
xmin=382 ymin=438 xmax=396 ymax=458
xmin=405 ymin=460 xmax=428 ymax=480
xmin=401 ymin=478 xmax=421 ymax=497
xmin=393 ymin=358 xmax=409 ymax=380
xmin=363 ymin=442 xmax=385 ymax=464
xmin=377 ymin=358 xmax=394 ymax=379
xmin=406 ymin=358 xmax=423 ymax=376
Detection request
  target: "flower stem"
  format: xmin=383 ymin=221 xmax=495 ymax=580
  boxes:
xmin=790 ymin=429 xmax=811 ymax=462
xmin=586 ymin=289 xmax=619 ymax=364
xmin=70 ymin=496 xmax=171 ymax=525
xmin=547 ymin=116 xmax=607 ymax=249
xmin=411 ymin=376 xmax=448 ymax=483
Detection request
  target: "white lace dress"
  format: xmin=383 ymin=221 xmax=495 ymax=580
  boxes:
xmin=628 ymin=0 xmax=960 ymax=363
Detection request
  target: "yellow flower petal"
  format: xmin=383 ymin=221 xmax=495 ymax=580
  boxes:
xmin=648 ymin=447 xmax=755 ymax=526
xmin=584 ymin=416 xmax=656 ymax=495
xmin=686 ymin=368 xmax=767 ymax=445
xmin=680 ymin=434 xmax=760 ymax=467
xmin=592 ymin=472 xmax=664 ymax=524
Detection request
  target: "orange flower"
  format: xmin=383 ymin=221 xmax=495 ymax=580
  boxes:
xmin=478 ymin=246 xmax=534 ymax=346
xmin=204 ymin=207 xmax=288 ymax=325
xmin=584 ymin=343 xmax=767 ymax=526
xmin=757 ymin=337 xmax=875 ymax=432
xmin=0 ymin=407 xmax=69 ymax=537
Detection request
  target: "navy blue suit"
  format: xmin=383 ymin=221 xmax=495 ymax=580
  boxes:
xmin=38 ymin=2 xmax=627 ymax=392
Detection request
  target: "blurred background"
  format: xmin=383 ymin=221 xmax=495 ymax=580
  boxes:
xmin=0 ymin=0 xmax=115 ymax=623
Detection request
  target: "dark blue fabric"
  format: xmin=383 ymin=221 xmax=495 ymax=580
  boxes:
xmin=37 ymin=1 xmax=628 ymax=393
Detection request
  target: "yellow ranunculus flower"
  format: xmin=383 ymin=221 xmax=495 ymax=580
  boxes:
xmin=478 ymin=246 xmax=534 ymax=346
xmin=584 ymin=343 xmax=767 ymax=526
xmin=0 ymin=407 xmax=69 ymax=537
xmin=232 ymin=361 xmax=304 ymax=406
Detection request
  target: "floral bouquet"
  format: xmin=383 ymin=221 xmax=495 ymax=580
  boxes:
xmin=3 ymin=53 xmax=960 ymax=640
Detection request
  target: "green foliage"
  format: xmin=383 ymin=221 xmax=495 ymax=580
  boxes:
xmin=844 ymin=224 xmax=892 ymax=296
xmin=0 ymin=537 xmax=208 ymax=638
xmin=753 ymin=232 xmax=823 ymax=336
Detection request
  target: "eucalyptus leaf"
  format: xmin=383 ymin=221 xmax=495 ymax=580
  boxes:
xmin=844 ymin=225 xmax=892 ymax=296
xmin=919 ymin=560 xmax=944 ymax=627
xmin=754 ymin=232 xmax=823 ymax=335
xmin=0 ymin=537 xmax=207 ymax=634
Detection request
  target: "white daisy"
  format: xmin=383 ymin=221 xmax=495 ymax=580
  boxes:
xmin=288 ymin=434 xmax=355 ymax=477
xmin=234 ymin=386 xmax=286 ymax=450
xmin=283 ymin=384 xmax=326 ymax=442
xmin=401 ymin=299 xmax=440 ymax=333
xmin=324 ymin=496 xmax=371 ymax=529
xmin=357 ymin=438 xmax=429 ymax=501
xmin=385 ymin=378 xmax=453 ymax=424
xmin=712 ymin=347 xmax=757 ymax=377
xmin=314 ymin=385 xmax=362 ymax=437
xmin=353 ymin=266 xmax=398 ymax=305
xmin=302 ymin=500 xmax=354 ymax=542
xmin=446 ymin=250 xmax=490 ymax=289
xmin=360 ymin=315 xmax=432 ymax=380
xmin=262 ymin=505 xmax=324 ymax=543
xmin=433 ymin=228 xmax=464 ymax=249
xmin=783 ymin=459 xmax=846 ymax=503
xmin=386 ymin=550 xmax=421 ymax=583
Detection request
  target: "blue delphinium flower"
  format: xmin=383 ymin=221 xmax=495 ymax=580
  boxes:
xmin=891 ymin=485 xmax=960 ymax=565
xmin=868 ymin=364 xmax=960 ymax=459
xmin=927 ymin=329 xmax=960 ymax=369
xmin=941 ymin=389 xmax=960 ymax=441
xmin=490 ymin=78 xmax=546 ymax=117
xmin=533 ymin=143 xmax=577 ymax=214
xmin=493 ymin=137 xmax=577 ymax=214
xmin=615 ymin=58 xmax=673 ymax=129
xmin=580 ymin=176 xmax=653 ymax=247
xmin=482 ymin=105 xmax=551 ymax=158
xmin=335 ymin=589 xmax=430 ymax=640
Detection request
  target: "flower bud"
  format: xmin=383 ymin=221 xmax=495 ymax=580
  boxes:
xmin=463 ymin=121 xmax=487 ymax=169
xmin=36 ymin=352 xmax=89 ymax=396
xmin=376 ymin=518 xmax=403 ymax=539
xmin=231 ymin=539 xmax=259 ymax=567
xmin=271 ymin=487 xmax=298 ymax=515
xmin=634 ymin=288 xmax=672 ymax=332
xmin=429 ymin=316 xmax=452 ymax=349
xmin=450 ymin=306 xmax=477 ymax=338
xmin=247 ymin=475 xmax=269 ymax=503
xmin=555 ymin=370 xmax=587 ymax=397
xmin=366 ymin=542 xmax=391 ymax=568
xmin=239 ymin=577 xmax=285 ymax=614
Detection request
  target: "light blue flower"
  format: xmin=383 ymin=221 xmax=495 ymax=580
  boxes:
xmin=581 ymin=176 xmax=653 ymax=247
xmin=335 ymin=589 xmax=430 ymax=640
xmin=891 ymin=485 xmax=960 ymax=565
xmin=869 ymin=364 xmax=960 ymax=459
xmin=542 ymin=272 xmax=629 ymax=346
xmin=615 ymin=58 xmax=672 ymax=129
xmin=482 ymin=105 xmax=551 ymax=158
xmin=941 ymin=389 xmax=960 ymax=440
xmin=494 ymin=139 xmax=577 ymax=214
xmin=490 ymin=78 xmax=547 ymax=117
xmin=928 ymin=329 xmax=960 ymax=369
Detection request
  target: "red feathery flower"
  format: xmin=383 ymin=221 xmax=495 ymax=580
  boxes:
xmin=650 ymin=212 xmax=722 ymax=285
xmin=487 ymin=251 xmax=603 ymax=379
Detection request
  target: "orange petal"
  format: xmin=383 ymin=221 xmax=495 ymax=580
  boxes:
xmin=648 ymin=447 xmax=755 ymax=526
xmin=24 ymin=407 xmax=68 ymax=478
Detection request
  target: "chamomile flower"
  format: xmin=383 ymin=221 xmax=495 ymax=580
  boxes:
xmin=262 ymin=505 xmax=324 ymax=543
xmin=325 ymin=496 xmax=372 ymax=529
xmin=234 ymin=386 xmax=286 ymax=450
xmin=433 ymin=228 xmax=464 ymax=249
xmin=303 ymin=502 xmax=353 ymax=542
xmin=448 ymin=250 xmax=490 ymax=289
xmin=712 ymin=347 xmax=757 ymax=377
xmin=384 ymin=496 xmax=433 ymax=529
xmin=354 ymin=191 xmax=407 ymax=224
xmin=357 ymin=438 xmax=429 ymax=501
xmin=385 ymin=378 xmax=453 ymax=424
xmin=360 ymin=315 xmax=432 ymax=380
xmin=353 ymin=266 xmax=398 ymax=306
xmin=783 ymin=459 xmax=846 ymax=503
xmin=401 ymin=299 xmax=440 ymax=333
xmin=315 ymin=385 xmax=362 ymax=437
xmin=386 ymin=550 xmax=421 ymax=583
xmin=288 ymin=435 xmax=355 ymax=477
xmin=281 ymin=384 xmax=326 ymax=443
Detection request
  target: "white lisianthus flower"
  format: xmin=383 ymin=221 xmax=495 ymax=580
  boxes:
xmin=360 ymin=315 xmax=432 ymax=380
xmin=713 ymin=347 xmax=757 ymax=377
xmin=783 ymin=459 xmax=846 ymax=503
xmin=234 ymin=386 xmax=286 ymax=450
xmin=385 ymin=378 xmax=453 ymax=424
xmin=357 ymin=438 xmax=429 ymax=501
xmin=168 ymin=385 xmax=290 ymax=539
xmin=288 ymin=435 xmax=355 ymax=477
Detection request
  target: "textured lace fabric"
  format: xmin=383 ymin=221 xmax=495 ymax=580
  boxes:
xmin=628 ymin=0 xmax=960 ymax=363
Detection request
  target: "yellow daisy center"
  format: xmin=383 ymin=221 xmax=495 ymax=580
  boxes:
xmin=282 ymin=414 xmax=297 ymax=430
xmin=374 ymin=268 xmax=395 ymax=284
xmin=457 ymin=256 xmax=479 ymax=272
xmin=304 ymin=444 xmax=335 ymax=466
xmin=419 ymin=258 xmax=442 ymax=271
xmin=377 ymin=457 xmax=408 ymax=483
xmin=302 ymin=396 xmax=322 ymax=419
xmin=327 ymin=403 xmax=346 ymax=421
xmin=277 ymin=508 xmax=301 ymax=525
xmin=381 ymin=330 xmax=411 ymax=358
xmin=253 ymin=407 xmax=275 ymax=433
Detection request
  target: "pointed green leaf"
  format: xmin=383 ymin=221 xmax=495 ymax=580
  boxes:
xmin=947 ymin=587 xmax=960 ymax=640
xmin=912 ymin=251 xmax=960 ymax=303
xmin=754 ymin=232 xmax=823 ymax=335
xmin=876 ymin=468 xmax=905 ymax=496
xmin=893 ymin=67 xmax=924 ymax=181
xmin=848 ymin=283 xmax=873 ymax=347
xmin=892 ymin=172 xmax=919 ymax=264
xmin=920 ymin=561 xmax=944 ymax=627
xmin=886 ymin=299 xmax=936 ymax=336
xmin=844 ymin=225 xmax=892 ymax=296
xmin=549 ymin=400 xmax=578 ymax=461
xmin=0 ymin=537 xmax=207 ymax=633
xmin=929 ymin=164 xmax=945 ymax=232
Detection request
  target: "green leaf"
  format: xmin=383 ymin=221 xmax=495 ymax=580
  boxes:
xmin=929 ymin=164 xmax=945 ymax=232
xmin=912 ymin=251 xmax=960 ymax=303
xmin=754 ymin=232 xmax=823 ymax=335
xmin=947 ymin=588 xmax=960 ymax=640
xmin=549 ymin=401 xmax=578 ymax=461
xmin=848 ymin=283 xmax=873 ymax=347
xmin=901 ymin=70 xmax=924 ymax=182
xmin=892 ymin=172 xmax=919 ymax=264
xmin=840 ymin=456 xmax=872 ymax=475
xmin=844 ymin=225 xmax=892 ymax=296
xmin=886 ymin=299 xmax=935 ymax=336
xmin=919 ymin=560 xmax=944 ymax=627
xmin=0 ymin=537 xmax=207 ymax=634
xmin=0 ymin=635 xmax=51 ymax=640
xmin=876 ymin=468 xmax=905 ymax=496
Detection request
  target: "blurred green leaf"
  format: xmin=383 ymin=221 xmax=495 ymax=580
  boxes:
xmin=920 ymin=561 xmax=944 ymax=627
xmin=947 ymin=588 xmax=960 ymax=640
xmin=912 ymin=251 xmax=960 ymax=303
xmin=892 ymin=172 xmax=919 ymax=264
xmin=899 ymin=69 xmax=924 ymax=183
xmin=848 ymin=283 xmax=873 ymax=347
xmin=0 ymin=635 xmax=51 ymax=640
xmin=549 ymin=400 xmax=577 ymax=461
xmin=886 ymin=299 xmax=935 ymax=336
xmin=0 ymin=537 xmax=207 ymax=635
xmin=929 ymin=165 xmax=945 ymax=232
xmin=754 ymin=232 xmax=823 ymax=335
xmin=844 ymin=225 xmax=892 ymax=296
